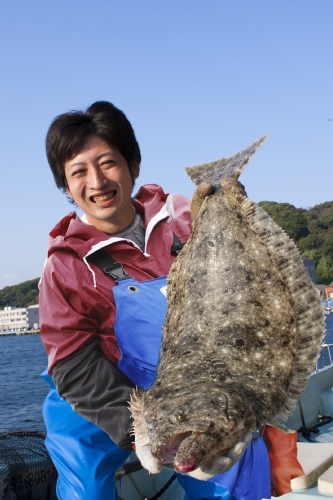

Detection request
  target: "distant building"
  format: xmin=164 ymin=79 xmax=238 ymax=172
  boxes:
xmin=0 ymin=306 xmax=27 ymax=331
xmin=26 ymin=304 xmax=40 ymax=329
xmin=0 ymin=304 xmax=40 ymax=331
xmin=303 ymin=259 xmax=317 ymax=284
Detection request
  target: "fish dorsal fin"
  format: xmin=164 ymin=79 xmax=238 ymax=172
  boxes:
xmin=185 ymin=135 xmax=268 ymax=188
xmin=241 ymin=199 xmax=325 ymax=421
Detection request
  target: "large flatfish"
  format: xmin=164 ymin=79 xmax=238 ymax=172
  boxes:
xmin=131 ymin=136 xmax=325 ymax=475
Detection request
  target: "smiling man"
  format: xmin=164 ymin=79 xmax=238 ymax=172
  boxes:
xmin=64 ymin=135 xmax=140 ymax=233
xmin=39 ymin=101 xmax=271 ymax=500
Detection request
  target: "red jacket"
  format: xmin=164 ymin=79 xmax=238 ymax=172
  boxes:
xmin=40 ymin=184 xmax=192 ymax=374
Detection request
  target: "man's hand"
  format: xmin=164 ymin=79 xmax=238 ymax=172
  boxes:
xmin=190 ymin=183 xmax=214 ymax=221
xmin=191 ymin=179 xmax=248 ymax=222
xmin=185 ymin=432 xmax=252 ymax=481
xmin=135 ymin=432 xmax=252 ymax=479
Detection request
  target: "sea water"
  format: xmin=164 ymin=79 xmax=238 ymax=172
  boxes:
xmin=0 ymin=334 xmax=48 ymax=432
xmin=1 ymin=315 xmax=333 ymax=433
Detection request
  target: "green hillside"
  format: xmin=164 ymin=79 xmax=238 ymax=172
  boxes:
xmin=258 ymin=201 xmax=333 ymax=284
xmin=0 ymin=278 xmax=40 ymax=309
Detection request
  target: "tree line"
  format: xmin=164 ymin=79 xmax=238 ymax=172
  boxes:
xmin=0 ymin=278 xmax=40 ymax=309
xmin=1 ymin=199 xmax=332 ymax=309
xmin=258 ymin=200 xmax=333 ymax=284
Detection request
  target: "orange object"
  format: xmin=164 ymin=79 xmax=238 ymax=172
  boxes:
xmin=263 ymin=426 xmax=304 ymax=497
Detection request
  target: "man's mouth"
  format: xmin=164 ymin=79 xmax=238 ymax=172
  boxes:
xmin=91 ymin=190 xmax=116 ymax=203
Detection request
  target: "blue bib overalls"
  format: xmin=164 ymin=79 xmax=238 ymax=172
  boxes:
xmin=42 ymin=275 xmax=270 ymax=500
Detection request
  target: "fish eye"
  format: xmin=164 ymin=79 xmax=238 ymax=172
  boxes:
xmin=169 ymin=413 xmax=186 ymax=424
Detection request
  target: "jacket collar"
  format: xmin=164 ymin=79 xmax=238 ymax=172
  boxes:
xmin=47 ymin=184 xmax=175 ymax=260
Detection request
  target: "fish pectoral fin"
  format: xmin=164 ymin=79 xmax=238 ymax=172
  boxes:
xmin=267 ymin=419 xmax=296 ymax=434
xmin=190 ymin=183 xmax=214 ymax=221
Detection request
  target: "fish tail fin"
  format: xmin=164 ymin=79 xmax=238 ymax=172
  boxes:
xmin=185 ymin=135 xmax=268 ymax=188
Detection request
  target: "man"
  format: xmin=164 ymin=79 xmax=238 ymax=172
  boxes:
xmin=39 ymin=101 xmax=272 ymax=499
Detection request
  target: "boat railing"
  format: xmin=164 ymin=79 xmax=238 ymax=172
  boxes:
xmin=316 ymin=343 xmax=333 ymax=371
xmin=322 ymin=298 xmax=333 ymax=315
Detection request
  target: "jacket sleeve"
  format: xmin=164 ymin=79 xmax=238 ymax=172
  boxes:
xmin=52 ymin=337 xmax=135 ymax=450
xmin=40 ymin=249 xmax=135 ymax=450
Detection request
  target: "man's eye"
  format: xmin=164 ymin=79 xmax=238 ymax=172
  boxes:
xmin=101 ymin=160 xmax=115 ymax=167
xmin=72 ymin=169 xmax=84 ymax=177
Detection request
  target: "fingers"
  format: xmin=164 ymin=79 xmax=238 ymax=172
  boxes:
xmin=226 ymin=442 xmax=247 ymax=463
xmin=187 ymin=455 xmax=233 ymax=480
xmin=183 ymin=432 xmax=253 ymax=480
xmin=203 ymin=455 xmax=233 ymax=474
xmin=225 ymin=432 xmax=252 ymax=463
xmin=243 ymin=432 xmax=253 ymax=447
xmin=190 ymin=183 xmax=214 ymax=221
xmin=187 ymin=468 xmax=215 ymax=481
xmin=221 ymin=178 xmax=247 ymax=199
xmin=135 ymin=442 xmax=162 ymax=474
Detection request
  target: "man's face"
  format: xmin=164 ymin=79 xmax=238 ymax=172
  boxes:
xmin=64 ymin=135 xmax=140 ymax=234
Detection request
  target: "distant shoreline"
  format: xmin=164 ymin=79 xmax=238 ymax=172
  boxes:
xmin=0 ymin=329 xmax=40 ymax=337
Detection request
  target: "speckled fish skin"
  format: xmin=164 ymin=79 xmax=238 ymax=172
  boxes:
xmin=131 ymin=136 xmax=325 ymax=473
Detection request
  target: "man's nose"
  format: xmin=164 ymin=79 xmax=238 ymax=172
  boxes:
xmin=88 ymin=167 xmax=108 ymax=189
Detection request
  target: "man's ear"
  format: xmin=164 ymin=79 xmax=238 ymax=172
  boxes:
xmin=65 ymin=188 xmax=73 ymax=199
xmin=131 ymin=162 xmax=140 ymax=180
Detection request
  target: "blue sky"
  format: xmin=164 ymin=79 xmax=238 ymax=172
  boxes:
xmin=0 ymin=1 xmax=332 ymax=288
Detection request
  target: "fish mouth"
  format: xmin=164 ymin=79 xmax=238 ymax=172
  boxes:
xmin=156 ymin=419 xmax=218 ymax=470
xmin=156 ymin=431 xmax=199 ymax=471
xmin=155 ymin=410 xmax=255 ymax=473
xmin=156 ymin=431 xmax=192 ymax=463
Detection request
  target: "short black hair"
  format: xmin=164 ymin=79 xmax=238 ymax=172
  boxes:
xmin=46 ymin=101 xmax=141 ymax=190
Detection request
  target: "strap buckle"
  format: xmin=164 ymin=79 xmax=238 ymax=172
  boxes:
xmin=103 ymin=263 xmax=131 ymax=283
xmin=87 ymin=250 xmax=132 ymax=283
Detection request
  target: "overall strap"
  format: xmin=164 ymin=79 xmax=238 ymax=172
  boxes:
xmin=171 ymin=233 xmax=186 ymax=256
xmin=87 ymin=251 xmax=132 ymax=283
xmin=88 ymin=233 xmax=185 ymax=283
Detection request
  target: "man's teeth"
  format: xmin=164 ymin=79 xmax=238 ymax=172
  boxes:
xmin=93 ymin=192 xmax=115 ymax=203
